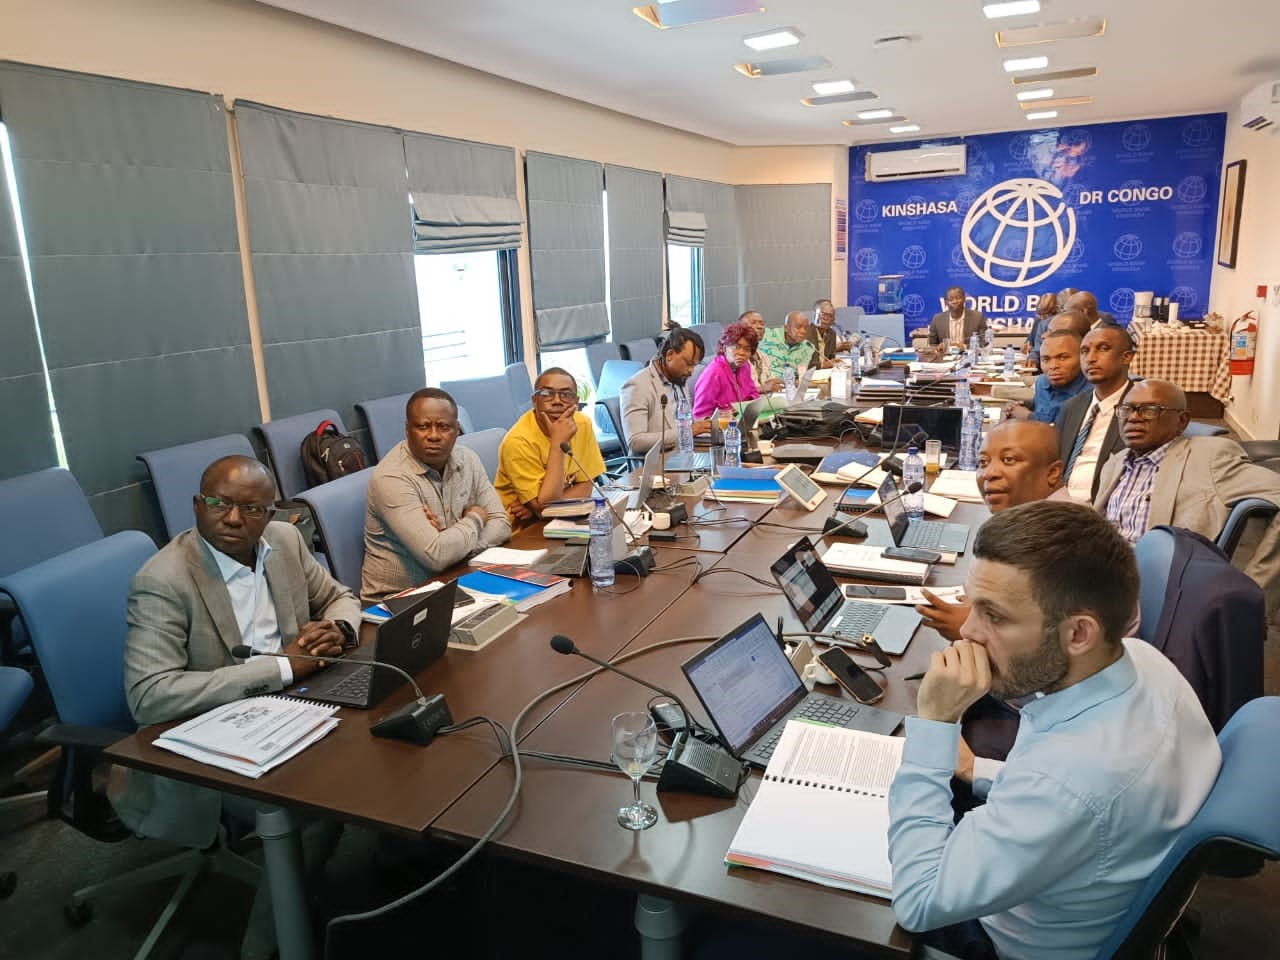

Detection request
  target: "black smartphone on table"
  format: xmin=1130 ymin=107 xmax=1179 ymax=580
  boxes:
xmin=817 ymin=647 xmax=886 ymax=705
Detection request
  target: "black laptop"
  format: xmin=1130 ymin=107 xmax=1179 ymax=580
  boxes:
xmin=880 ymin=404 xmax=964 ymax=454
xmin=681 ymin=612 xmax=903 ymax=769
xmin=289 ymin=580 xmax=456 ymax=708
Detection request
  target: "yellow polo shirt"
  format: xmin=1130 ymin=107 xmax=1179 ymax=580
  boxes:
xmin=494 ymin=409 xmax=607 ymax=522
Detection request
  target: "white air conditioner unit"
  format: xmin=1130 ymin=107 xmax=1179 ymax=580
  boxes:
xmin=865 ymin=144 xmax=967 ymax=182
xmin=1240 ymin=78 xmax=1280 ymax=133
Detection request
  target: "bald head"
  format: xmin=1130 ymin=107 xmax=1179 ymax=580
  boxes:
xmin=1118 ymin=378 xmax=1190 ymax=455
xmin=1047 ymin=309 xmax=1090 ymax=338
xmin=1065 ymin=291 xmax=1099 ymax=324
xmin=977 ymin=420 xmax=1064 ymax=512
xmin=784 ymin=310 xmax=810 ymax=344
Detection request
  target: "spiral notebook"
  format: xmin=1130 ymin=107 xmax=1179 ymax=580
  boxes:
xmin=725 ymin=719 xmax=904 ymax=897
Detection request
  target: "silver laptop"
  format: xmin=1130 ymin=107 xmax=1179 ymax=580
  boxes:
xmin=870 ymin=474 xmax=970 ymax=554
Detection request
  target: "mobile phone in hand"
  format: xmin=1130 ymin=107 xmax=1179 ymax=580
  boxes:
xmin=817 ymin=647 xmax=885 ymax=704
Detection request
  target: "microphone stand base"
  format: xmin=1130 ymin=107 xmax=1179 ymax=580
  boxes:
xmin=655 ymin=733 xmax=747 ymax=799
xmin=371 ymin=693 xmax=452 ymax=746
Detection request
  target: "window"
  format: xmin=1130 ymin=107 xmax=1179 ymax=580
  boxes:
xmin=667 ymin=244 xmax=703 ymax=327
xmin=414 ymin=250 xmax=522 ymax=385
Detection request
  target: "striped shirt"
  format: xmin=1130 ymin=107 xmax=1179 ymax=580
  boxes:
xmin=1105 ymin=441 xmax=1174 ymax=542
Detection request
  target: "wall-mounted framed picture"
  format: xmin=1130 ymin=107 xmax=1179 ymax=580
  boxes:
xmin=1217 ymin=159 xmax=1246 ymax=268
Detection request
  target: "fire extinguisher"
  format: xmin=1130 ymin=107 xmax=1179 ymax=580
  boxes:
xmin=1230 ymin=311 xmax=1258 ymax=376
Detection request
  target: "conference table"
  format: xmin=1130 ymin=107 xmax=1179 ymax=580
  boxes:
xmin=106 ymin=453 xmax=988 ymax=960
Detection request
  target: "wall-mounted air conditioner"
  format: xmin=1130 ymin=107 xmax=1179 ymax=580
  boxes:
xmin=864 ymin=144 xmax=967 ymax=182
xmin=1240 ymin=79 xmax=1280 ymax=133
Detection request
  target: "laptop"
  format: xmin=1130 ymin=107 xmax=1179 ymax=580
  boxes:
xmin=880 ymin=404 xmax=964 ymax=453
xmin=289 ymin=580 xmax=456 ymax=708
xmin=665 ymin=415 xmax=726 ymax=473
xmin=681 ymin=612 xmax=903 ymax=769
xmin=871 ymin=474 xmax=970 ymax=554
xmin=769 ymin=536 xmax=923 ymax=656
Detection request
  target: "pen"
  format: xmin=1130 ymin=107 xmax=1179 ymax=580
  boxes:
xmin=903 ymin=672 xmax=926 ymax=682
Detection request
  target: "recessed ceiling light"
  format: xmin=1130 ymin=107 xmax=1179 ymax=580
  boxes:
xmin=842 ymin=115 xmax=907 ymax=127
xmin=1016 ymin=88 xmax=1054 ymax=101
xmin=857 ymin=109 xmax=895 ymax=120
xmin=997 ymin=17 xmax=1107 ymax=46
xmin=812 ymin=80 xmax=856 ymax=96
xmin=802 ymin=90 xmax=877 ymax=106
xmin=1020 ymin=95 xmax=1093 ymax=109
xmin=633 ymin=0 xmax=764 ymax=30
xmin=889 ymin=124 xmax=921 ymax=134
xmin=1004 ymin=56 xmax=1049 ymax=72
xmin=983 ymin=1 xmax=1040 ymax=18
xmin=735 ymin=55 xmax=832 ymax=78
xmin=744 ymin=27 xmax=802 ymax=51
xmin=1026 ymin=110 xmax=1059 ymax=121
xmin=1011 ymin=66 xmax=1098 ymax=84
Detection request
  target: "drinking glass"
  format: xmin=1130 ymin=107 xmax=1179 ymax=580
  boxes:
xmin=610 ymin=712 xmax=659 ymax=830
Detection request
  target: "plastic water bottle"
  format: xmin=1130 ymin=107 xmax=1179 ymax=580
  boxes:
xmin=588 ymin=498 xmax=615 ymax=588
xmin=1003 ymin=344 xmax=1016 ymax=379
xmin=862 ymin=339 xmax=875 ymax=372
xmin=903 ymin=447 xmax=925 ymax=522
xmin=955 ymin=375 xmax=970 ymax=407
xmin=723 ymin=413 xmax=741 ymax=469
xmin=984 ymin=326 xmax=994 ymax=353
xmin=782 ymin=364 xmax=796 ymax=402
xmin=959 ymin=402 xmax=981 ymax=471
xmin=968 ymin=332 xmax=980 ymax=368
xmin=676 ymin=394 xmax=694 ymax=453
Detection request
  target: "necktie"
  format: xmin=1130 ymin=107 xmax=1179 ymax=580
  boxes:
xmin=1063 ymin=403 xmax=1099 ymax=479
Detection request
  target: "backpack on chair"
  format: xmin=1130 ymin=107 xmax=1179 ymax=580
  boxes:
xmin=300 ymin=420 xmax=365 ymax=487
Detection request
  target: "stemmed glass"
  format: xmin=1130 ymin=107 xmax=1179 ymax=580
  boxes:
xmin=610 ymin=712 xmax=659 ymax=831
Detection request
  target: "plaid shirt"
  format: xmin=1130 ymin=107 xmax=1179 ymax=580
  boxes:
xmin=1105 ymin=440 xmax=1175 ymax=542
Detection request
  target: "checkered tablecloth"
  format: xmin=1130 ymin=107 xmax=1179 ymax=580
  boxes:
xmin=1130 ymin=324 xmax=1232 ymax=402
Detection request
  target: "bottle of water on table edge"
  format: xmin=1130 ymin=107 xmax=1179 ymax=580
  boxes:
xmin=968 ymin=332 xmax=980 ymax=369
xmin=958 ymin=401 xmax=981 ymax=471
xmin=722 ymin=411 xmax=741 ymax=470
xmin=955 ymin=374 xmax=970 ymax=407
xmin=782 ymin=364 xmax=796 ymax=402
xmin=1003 ymin=344 xmax=1016 ymax=379
xmin=675 ymin=394 xmax=694 ymax=453
xmin=903 ymin=446 xmax=925 ymax=522
xmin=588 ymin=497 xmax=615 ymax=588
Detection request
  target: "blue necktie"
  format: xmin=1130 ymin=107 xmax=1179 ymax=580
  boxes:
xmin=1063 ymin=403 xmax=1099 ymax=480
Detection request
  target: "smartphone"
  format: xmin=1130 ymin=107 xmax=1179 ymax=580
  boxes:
xmin=882 ymin=546 xmax=942 ymax=564
xmin=817 ymin=647 xmax=885 ymax=705
xmin=843 ymin=584 xmax=908 ymax=601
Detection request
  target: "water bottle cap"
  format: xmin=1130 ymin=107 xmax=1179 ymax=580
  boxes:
xmin=907 ymin=445 xmax=918 ymax=454
xmin=594 ymin=496 xmax=606 ymax=506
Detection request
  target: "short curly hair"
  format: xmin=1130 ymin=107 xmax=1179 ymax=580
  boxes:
xmin=718 ymin=321 xmax=759 ymax=353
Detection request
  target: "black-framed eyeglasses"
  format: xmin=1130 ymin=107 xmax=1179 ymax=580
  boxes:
xmin=196 ymin=494 xmax=275 ymax=519
xmin=533 ymin=388 xmax=578 ymax=402
xmin=1115 ymin=403 xmax=1185 ymax=422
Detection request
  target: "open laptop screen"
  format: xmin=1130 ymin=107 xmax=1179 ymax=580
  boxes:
xmin=682 ymin=614 xmax=805 ymax=757
xmin=882 ymin=404 xmax=963 ymax=453
xmin=768 ymin=536 xmax=843 ymax=634
xmin=876 ymin=474 xmax=910 ymax=544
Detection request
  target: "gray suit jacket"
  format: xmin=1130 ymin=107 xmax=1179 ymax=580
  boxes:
xmin=1094 ymin=436 xmax=1280 ymax=607
xmin=1054 ymin=383 xmax=1133 ymax=500
xmin=114 ymin=522 xmax=358 ymax=847
xmin=928 ymin=309 xmax=987 ymax=346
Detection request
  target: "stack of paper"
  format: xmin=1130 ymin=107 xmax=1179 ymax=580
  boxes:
xmin=820 ymin=542 xmax=930 ymax=584
xmin=469 ymin=547 xmax=548 ymax=566
xmin=927 ymin=469 xmax=983 ymax=503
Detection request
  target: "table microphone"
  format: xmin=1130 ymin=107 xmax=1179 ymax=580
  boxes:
xmin=232 ymin=644 xmax=452 ymax=746
xmin=559 ymin=442 xmax=655 ymax=574
xmin=659 ymin=393 xmax=669 ymax=471
xmin=823 ymin=480 xmax=923 ymax=539
xmin=549 ymin=635 xmax=746 ymax=799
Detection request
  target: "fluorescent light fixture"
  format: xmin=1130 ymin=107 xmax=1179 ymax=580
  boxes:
xmin=1004 ymin=55 xmax=1049 ymax=72
xmin=1020 ymin=95 xmax=1093 ymax=110
xmin=1016 ymin=88 xmax=1054 ymax=101
xmin=857 ymin=108 xmax=895 ymax=120
xmin=744 ymin=28 xmax=802 ymax=51
xmin=735 ymin=55 xmax=832 ymax=78
xmin=997 ymin=17 xmax=1106 ymax=46
xmin=889 ymin=124 xmax=921 ymax=134
xmin=984 ymin=1 xmax=1040 ymax=18
xmin=802 ymin=90 xmax=877 ymax=106
xmin=812 ymin=80 xmax=856 ymax=96
xmin=842 ymin=115 xmax=907 ymax=127
xmin=1026 ymin=110 xmax=1059 ymax=121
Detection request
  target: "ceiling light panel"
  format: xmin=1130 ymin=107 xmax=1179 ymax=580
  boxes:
xmin=1011 ymin=66 xmax=1098 ymax=84
xmin=996 ymin=18 xmax=1107 ymax=46
xmin=1004 ymin=56 xmax=1049 ymax=72
xmin=1019 ymin=95 xmax=1093 ymax=109
xmin=857 ymin=108 xmax=895 ymax=120
xmin=1026 ymin=110 xmax=1059 ymax=121
xmin=812 ymin=80 xmax=856 ymax=96
xmin=983 ymin=1 xmax=1041 ymax=18
xmin=734 ymin=55 xmax=832 ymax=78
xmin=1016 ymin=88 xmax=1054 ymax=101
xmin=843 ymin=115 xmax=908 ymax=126
xmin=803 ymin=90 xmax=877 ymax=106
xmin=889 ymin=124 xmax=921 ymax=134
xmin=633 ymin=0 xmax=763 ymax=30
xmin=744 ymin=27 xmax=802 ymax=51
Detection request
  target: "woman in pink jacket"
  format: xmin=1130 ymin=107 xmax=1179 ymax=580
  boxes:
xmin=692 ymin=321 xmax=760 ymax=419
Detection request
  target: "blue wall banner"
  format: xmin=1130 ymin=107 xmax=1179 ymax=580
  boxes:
xmin=848 ymin=113 xmax=1226 ymax=334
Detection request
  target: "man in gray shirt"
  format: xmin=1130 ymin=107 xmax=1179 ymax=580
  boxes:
xmin=619 ymin=326 xmax=707 ymax=455
xmin=362 ymin=388 xmax=511 ymax=602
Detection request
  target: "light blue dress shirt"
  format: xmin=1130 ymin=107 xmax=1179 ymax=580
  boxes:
xmin=201 ymin=536 xmax=291 ymax=684
xmin=888 ymin=638 xmax=1220 ymax=960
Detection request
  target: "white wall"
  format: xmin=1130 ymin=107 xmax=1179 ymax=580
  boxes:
xmin=1208 ymin=104 xmax=1280 ymax=439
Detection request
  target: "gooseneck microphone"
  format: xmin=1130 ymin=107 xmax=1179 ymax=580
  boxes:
xmin=823 ymin=480 xmax=924 ymax=539
xmin=550 ymin=635 xmax=746 ymax=798
xmin=659 ymin=392 xmax=669 ymax=468
xmin=234 ymin=644 xmax=452 ymax=745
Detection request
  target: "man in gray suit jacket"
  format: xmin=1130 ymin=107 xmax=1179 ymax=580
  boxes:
xmin=927 ymin=286 xmax=988 ymax=348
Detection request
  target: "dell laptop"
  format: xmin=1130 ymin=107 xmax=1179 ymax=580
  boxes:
xmin=682 ymin=611 xmax=903 ymax=769
xmin=770 ymin=536 xmax=923 ymax=656
xmin=870 ymin=474 xmax=970 ymax=554
xmin=289 ymin=579 xmax=456 ymax=708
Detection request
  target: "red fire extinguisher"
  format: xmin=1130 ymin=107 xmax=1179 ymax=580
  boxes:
xmin=1230 ymin=311 xmax=1258 ymax=376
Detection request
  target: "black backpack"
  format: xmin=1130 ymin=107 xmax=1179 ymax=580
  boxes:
xmin=300 ymin=420 xmax=366 ymax=486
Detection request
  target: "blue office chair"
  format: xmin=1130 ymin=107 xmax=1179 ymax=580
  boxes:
xmin=593 ymin=360 xmax=645 ymax=462
xmin=440 ymin=373 xmax=518 ymax=433
xmin=457 ymin=428 xmax=505 ymax=482
xmin=354 ymin=393 xmax=414 ymax=462
xmin=1184 ymin=421 xmax=1228 ymax=437
xmin=0 ymin=665 xmax=34 ymax=899
xmin=1241 ymin=440 xmax=1280 ymax=471
xmin=137 ymin=434 xmax=259 ymax=541
xmin=585 ymin=341 xmax=622 ymax=391
xmin=296 ymin=469 xmax=373 ymax=594
xmin=505 ymin=362 xmax=535 ymax=418
xmin=622 ymin=337 xmax=658 ymax=363
xmin=254 ymin=409 xmax=347 ymax=500
xmin=1216 ymin=497 xmax=1280 ymax=559
xmin=687 ymin=323 xmax=723 ymax=353
xmin=1133 ymin=527 xmax=1177 ymax=646
xmin=1093 ymin=696 xmax=1280 ymax=960
xmin=456 ymin=405 xmax=475 ymax=435
xmin=0 ymin=531 xmax=259 ymax=958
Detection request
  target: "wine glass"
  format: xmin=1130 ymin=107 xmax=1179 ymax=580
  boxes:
xmin=610 ymin=712 xmax=659 ymax=831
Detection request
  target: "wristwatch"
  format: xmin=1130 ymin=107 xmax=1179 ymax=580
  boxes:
xmin=335 ymin=619 xmax=358 ymax=650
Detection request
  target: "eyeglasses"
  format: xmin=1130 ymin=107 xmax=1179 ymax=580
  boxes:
xmin=1114 ymin=403 xmax=1185 ymax=422
xmin=197 ymin=495 xmax=275 ymax=519
xmin=533 ymin=388 xmax=578 ymax=402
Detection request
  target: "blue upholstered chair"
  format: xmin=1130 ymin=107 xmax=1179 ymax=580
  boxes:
xmin=254 ymin=409 xmax=347 ymax=500
xmin=137 ymin=434 xmax=259 ymax=541
xmin=440 ymin=373 xmax=518 ymax=433
xmin=355 ymin=393 xmax=414 ymax=462
xmin=457 ymin=428 xmax=505 ymax=482
xmin=1133 ymin=527 xmax=1177 ymax=646
xmin=622 ymin=337 xmax=658 ymax=363
xmin=687 ymin=323 xmax=723 ymax=353
xmin=296 ymin=469 xmax=373 ymax=594
xmin=1216 ymin=497 xmax=1280 ymax=559
xmin=585 ymin=341 xmax=622 ymax=390
xmin=505 ymin=362 xmax=535 ymax=418
xmin=0 ymin=665 xmax=34 ymax=899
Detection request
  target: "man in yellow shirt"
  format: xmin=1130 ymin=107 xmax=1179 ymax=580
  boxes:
xmin=495 ymin=367 xmax=607 ymax=526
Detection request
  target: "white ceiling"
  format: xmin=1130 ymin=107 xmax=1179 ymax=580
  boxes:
xmin=256 ymin=0 xmax=1280 ymax=146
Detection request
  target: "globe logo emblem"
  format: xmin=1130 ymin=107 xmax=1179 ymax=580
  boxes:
xmin=1182 ymin=119 xmax=1214 ymax=148
xmin=903 ymin=294 xmax=926 ymax=319
xmin=1008 ymin=135 xmax=1032 ymax=162
xmin=1121 ymin=125 xmax=1151 ymax=152
xmin=960 ymin=178 xmax=1077 ymax=288
xmin=1173 ymin=232 xmax=1202 ymax=258
xmin=854 ymin=199 xmax=879 ymax=223
xmin=1110 ymin=288 xmax=1135 ymax=317
xmin=1177 ymin=176 xmax=1207 ymax=204
xmin=853 ymin=247 xmax=879 ymax=272
xmin=950 ymin=244 xmax=966 ymax=268
xmin=902 ymin=244 xmax=927 ymax=270
xmin=1066 ymin=239 xmax=1085 ymax=264
xmin=855 ymin=295 xmax=877 ymax=313
xmin=1170 ymin=286 xmax=1198 ymax=310
xmin=1113 ymin=234 xmax=1143 ymax=261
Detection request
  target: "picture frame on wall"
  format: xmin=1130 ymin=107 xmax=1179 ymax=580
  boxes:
xmin=1217 ymin=159 xmax=1246 ymax=268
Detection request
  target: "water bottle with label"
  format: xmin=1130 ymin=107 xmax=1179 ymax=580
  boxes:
xmin=968 ymin=332 xmax=980 ymax=368
xmin=722 ymin=411 xmax=741 ymax=469
xmin=903 ymin=446 xmax=925 ymax=522
xmin=1003 ymin=344 xmax=1016 ymax=379
xmin=782 ymin=364 xmax=796 ymax=402
xmin=958 ymin=402 xmax=981 ymax=471
xmin=588 ymin=497 xmax=615 ymax=588
xmin=676 ymin=394 xmax=694 ymax=453
xmin=955 ymin=375 xmax=970 ymax=407
xmin=983 ymin=326 xmax=994 ymax=354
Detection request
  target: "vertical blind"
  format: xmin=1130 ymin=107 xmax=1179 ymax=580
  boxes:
xmin=736 ymin=183 xmax=832 ymax=325
xmin=604 ymin=164 xmax=663 ymax=343
xmin=404 ymin=132 xmax=522 ymax=254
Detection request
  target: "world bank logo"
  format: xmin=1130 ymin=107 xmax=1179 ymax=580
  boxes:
xmin=854 ymin=199 xmax=879 ymax=223
xmin=903 ymin=294 xmax=927 ymax=319
xmin=1173 ymin=232 xmax=1203 ymax=258
xmin=1110 ymin=288 xmax=1135 ymax=317
xmin=1009 ymin=135 xmax=1032 ymax=163
xmin=855 ymin=295 xmax=877 ymax=313
xmin=1066 ymin=239 xmax=1085 ymax=264
xmin=1177 ymin=176 xmax=1207 ymax=204
xmin=960 ymin=178 xmax=1077 ymax=289
xmin=1182 ymin=119 xmax=1214 ymax=148
xmin=902 ymin=244 xmax=927 ymax=270
xmin=950 ymin=244 xmax=966 ymax=269
xmin=1121 ymin=125 xmax=1151 ymax=152
xmin=1114 ymin=234 xmax=1143 ymax=261
xmin=853 ymin=247 xmax=880 ymax=272
xmin=1170 ymin=286 xmax=1198 ymax=310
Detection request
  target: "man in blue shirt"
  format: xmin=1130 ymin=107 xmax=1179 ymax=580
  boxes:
xmin=1008 ymin=329 xmax=1090 ymax=424
xmin=889 ymin=501 xmax=1220 ymax=960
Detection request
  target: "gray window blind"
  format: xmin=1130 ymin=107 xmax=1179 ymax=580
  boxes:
xmin=0 ymin=62 xmax=257 ymax=532
xmin=664 ymin=175 xmax=741 ymax=323
xmin=525 ymin=151 xmax=608 ymax=348
xmin=604 ymin=164 xmax=663 ymax=343
xmin=664 ymin=175 xmax=708 ymax=246
xmin=235 ymin=103 xmax=423 ymax=424
xmin=736 ymin=183 xmax=832 ymax=324
xmin=404 ymin=132 xmax=521 ymax=254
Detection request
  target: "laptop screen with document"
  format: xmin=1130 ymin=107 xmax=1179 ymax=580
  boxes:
xmin=768 ymin=536 xmax=844 ymax=634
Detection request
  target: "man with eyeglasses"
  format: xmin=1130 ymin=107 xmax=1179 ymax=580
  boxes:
xmin=1095 ymin=380 xmax=1280 ymax=601
xmin=805 ymin=299 xmax=852 ymax=369
xmin=757 ymin=310 xmax=816 ymax=378
xmin=495 ymin=367 xmax=606 ymax=526
xmin=619 ymin=325 xmax=709 ymax=455
xmin=362 ymin=387 xmax=511 ymax=603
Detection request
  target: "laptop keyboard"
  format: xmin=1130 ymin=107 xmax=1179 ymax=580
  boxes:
xmin=751 ymin=698 xmax=861 ymax=763
xmin=323 ymin=664 xmax=373 ymax=703
xmin=832 ymin=601 xmax=888 ymax=638
xmin=903 ymin=521 xmax=947 ymax=549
